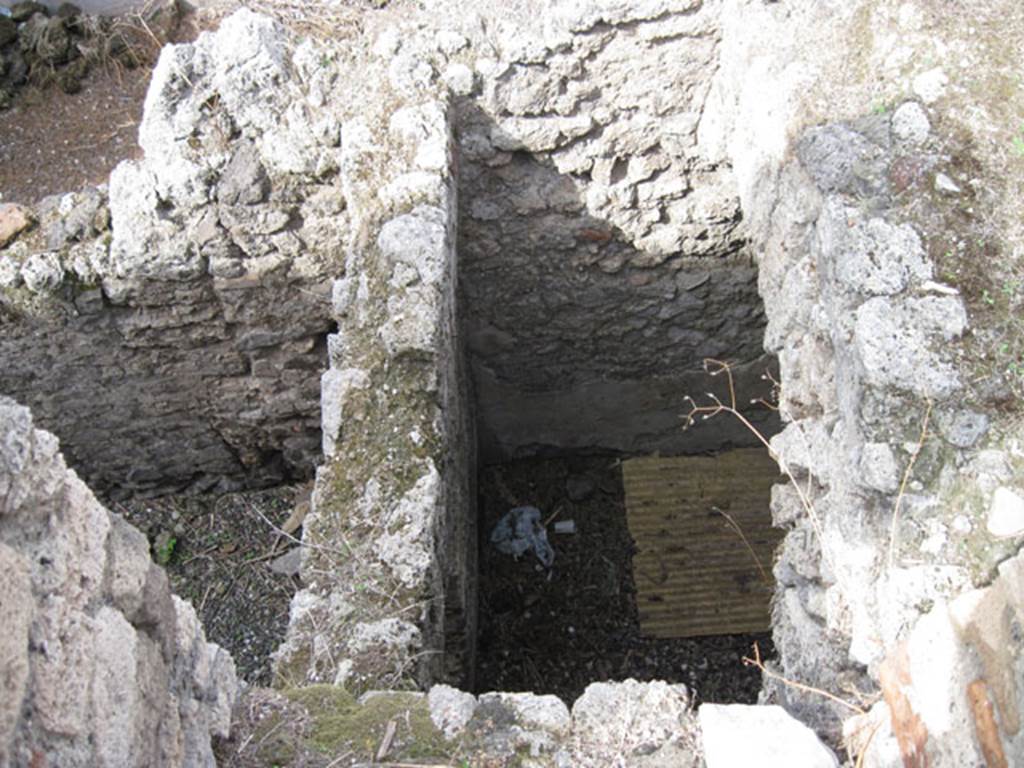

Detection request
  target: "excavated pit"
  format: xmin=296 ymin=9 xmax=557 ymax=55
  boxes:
xmin=474 ymin=455 xmax=776 ymax=705
xmin=457 ymin=136 xmax=784 ymax=701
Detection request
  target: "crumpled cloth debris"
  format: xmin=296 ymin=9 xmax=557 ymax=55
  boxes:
xmin=489 ymin=506 xmax=555 ymax=567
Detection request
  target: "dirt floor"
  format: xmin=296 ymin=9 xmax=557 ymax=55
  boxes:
xmin=0 ymin=1 xmax=403 ymax=206
xmin=0 ymin=2 xmax=212 ymax=206
xmin=0 ymin=63 xmax=149 ymax=206
xmin=115 ymin=485 xmax=305 ymax=685
xmin=475 ymin=455 xmax=772 ymax=705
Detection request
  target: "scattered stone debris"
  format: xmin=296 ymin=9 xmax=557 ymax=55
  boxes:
xmin=0 ymin=0 xmax=180 ymax=107
xmin=0 ymin=201 xmax=33 ymax=246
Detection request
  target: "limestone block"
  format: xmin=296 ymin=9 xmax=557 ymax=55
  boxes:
xmin=381 ymin=286 xmax=442 ymax=357
xmin=428 ymin=684 xmax=478 ymax=739
xmin=797 ymin=124 xmax=888 ymax=199
xmin=20 ymin=252 xmax=64 ymax=293
xmin=376 ymin=464 xmax=440 ymax=589
xmin=572 ymin=680 xmax=690 ymax=755
xmin=0 ymin=253 xmax=22 ymax=288
xmin=442 ymin=62 xmax=474 ymax=95
xmin=859 ymin=442 xmax=901 ymax=493
xmin=90 ymin=606 xmax=140 ymax=768
xmin=699 ymin=704 xmax=839 ymax=768
xmin=30 ymin=596 xmax=97 ymax=736
xmin=216 ymin=141 xmax=270 ymax=205
xmin=104 ymin=514 xmax=155 ymax=618
xmin=377 ymin=205 xmax=448 ymax=285
xmin=493 ymin=692 xmax=570 ymax=735
xmin=853 ymin=295 xmax=966 ymax=398
xmin=891 ymin=102 xmax=930 ymax=145
xmin=320 ymin=367 xmax=371 ymax=457
xmin=986 ymin=487 xmax=1024 ymax=538
xmin=935 ymin=409 xmax=989 ymax=449
xmin=818 ymin=200 xmax=932 ymax=295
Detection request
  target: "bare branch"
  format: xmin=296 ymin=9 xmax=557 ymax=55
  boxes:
xmin=887 ymin=399 xmax=933 ymax=570
xmin=743 ymin=642 xmax=865 ymax=715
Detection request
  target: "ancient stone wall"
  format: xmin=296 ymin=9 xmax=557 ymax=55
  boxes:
xmin=0 ymin=396 xmax=236 ymax=768
xmin=270 ymin=24 xmax=477 ymax=692
xmin=0 ymin=11 xmax=344 ymax=497
xmin=453 ymin=0 xmax=777 ymax=461
xmin=699 ymin=2 xmax=1024 ymax=762
xmin=2 ymin=2 xmax=1023 ymax=766
xmin=753 ymin=108 xmax=1024 ymax=765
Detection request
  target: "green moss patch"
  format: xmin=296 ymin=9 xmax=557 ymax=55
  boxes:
xmin=283 ymin=686 xmax=454 ymax=762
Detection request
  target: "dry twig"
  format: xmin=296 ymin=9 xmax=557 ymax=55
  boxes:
xmin=711 ymin=505 xmax=770 ymax=585
xmin=887 ymin=399 xmax=932 ymax=570
xmin=743 ymin=642 xmax=865 ymax=715
xmin=375 ymin=719 xmax=397 ymax=762
xmin=682 ymin=358 xmax=834 ymax=572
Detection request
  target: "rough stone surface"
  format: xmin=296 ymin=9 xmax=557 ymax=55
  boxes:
xmin=451 ymin=0 xmax=778 ymax=460
xmin=0 ymin=12 xmax=341 ymax=497
xmin=891 ymin=101 xmax=931 ymax=146
xmin=718 ymin=5 xmax=1024 ymax=760
xmin=4 ymin=5 xmax=1022 ymax=768
xmin=0 ymin=203 xmax=34 ymax=247
xmin=572 ymin=680 xmax=698 ymax=764
xmin=428 ymin=684 xmax=478 ymax=739
xmin=271 ymin=28 xmax=476 ymax=696
xmin=0 ymin=397 xmax=236 ymax=768
xmin=699 ymin=704 xmax=839 ymax=768
xmin=987 ymin=487 xmax=1024 ymax=538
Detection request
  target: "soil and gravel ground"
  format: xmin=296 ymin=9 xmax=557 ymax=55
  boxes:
xmin=475 ymin=455 xmax=771 ymax=705
xmin=115 ymin=485 xmax=305 ymax=685
xmin=0 ymin=63 xmax=149 ymax=206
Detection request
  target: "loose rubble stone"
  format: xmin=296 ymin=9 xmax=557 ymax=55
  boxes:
xmin=268 ymin=546 xmax=303 ymax=576
xmin=936 ymin=409 xmax=989 ymax=448
xmin=891 ymin=101 xmax=930 ymax=145
xmin=0 ymin=202 xmax=34 ymax=248
xmin=428 ymin=684 xmax=477 ymax=739
xmin=987 ymin=487 xmax=1024 ymax=538
xmin=699 ymin=704 xmax=839 ymax=768
xmin=20 ymin=251 xmax=64 ymax=293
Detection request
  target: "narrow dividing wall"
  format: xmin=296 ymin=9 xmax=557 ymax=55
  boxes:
xmin=272 ymin=23 xmax=476 ymax=692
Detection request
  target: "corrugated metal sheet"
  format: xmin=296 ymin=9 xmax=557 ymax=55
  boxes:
xmin=623 ymin=449 xmax=784 ymax=638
